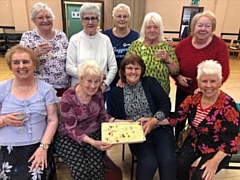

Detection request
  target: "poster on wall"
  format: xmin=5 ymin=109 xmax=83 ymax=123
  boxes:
xmin=191 ymin=0 xmax=200 ymax=5
xmin=71 ymin=11 xmax=80 ymax=18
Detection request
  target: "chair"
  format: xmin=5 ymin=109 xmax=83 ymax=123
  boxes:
xmin=172 ymin=38 xmax=182 ymax=49
xmin=5 ymin=33 xmax=22 ymax=49
xmin=221 ymin=38 xmax=232 ymax=48
xmin=0 ymin=33 xmax=7 ymax=57
xmin=228 ymin=40 xmax=240 ymax=59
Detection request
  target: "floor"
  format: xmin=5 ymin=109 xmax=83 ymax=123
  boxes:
xmin=0 ymin=56 xmax=239 ymax=179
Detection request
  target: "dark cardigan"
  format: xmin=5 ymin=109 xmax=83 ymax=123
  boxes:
xmin=109 ymin=76 xmax=171 ymax=120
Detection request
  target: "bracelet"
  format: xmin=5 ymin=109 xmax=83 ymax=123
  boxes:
xmin=2 ymin=117 xmax=6 ymax=124
xmin=166 ymin=59 xmax=173 ymax=64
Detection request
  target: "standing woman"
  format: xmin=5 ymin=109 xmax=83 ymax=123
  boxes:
xmin=20 ymin=2 xmax=69 ymax=96
xmin=172 ymin=11 xmax=230 ymax=143
xmin=103 ymin=3 xmax=139 ymax=110
xmin=126 ymin=12 xmax=179 ymax=95
xmin=66 ymin=3 xmax=117 ymax=93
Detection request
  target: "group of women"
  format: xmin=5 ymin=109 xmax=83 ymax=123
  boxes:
xmin=0 ymin=1 xmax=239 ymax=180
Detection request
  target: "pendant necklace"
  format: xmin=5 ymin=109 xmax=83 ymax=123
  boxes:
xmin=15 ymin=79 xmax=35 ymax=92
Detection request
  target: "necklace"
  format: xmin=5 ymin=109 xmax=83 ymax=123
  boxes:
xmin=15 ymin=79 xmax=35 ymax=92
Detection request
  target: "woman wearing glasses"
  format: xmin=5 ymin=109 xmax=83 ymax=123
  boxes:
xmin=20 ymin=2 xmax=69 ymax=96
xmin=103 ymin=3 xmax=139 ymax=111
xmin=66 ymin=3 xmax=117 ymax=94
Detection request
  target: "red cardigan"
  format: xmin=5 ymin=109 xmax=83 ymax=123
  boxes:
xmin=173 ymin=35 xmax=229 ymax=94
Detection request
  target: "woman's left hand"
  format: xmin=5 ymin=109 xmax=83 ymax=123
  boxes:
xmin=93 ymin=140 xmax=113 ymax=151
xmin=28 ymin=147 xmax=48 ymax=171
xmin=200 ymin=159 xmax=218 ymax=180
xmin=137 ymin=117 xmax=158 ymax=136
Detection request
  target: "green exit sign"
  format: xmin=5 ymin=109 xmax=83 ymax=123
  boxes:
xmin=191 ymin=0 xmax=200 ymax=5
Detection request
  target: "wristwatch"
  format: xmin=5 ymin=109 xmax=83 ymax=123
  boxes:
xmin=40 ymin=143 xmax=49 ymax=150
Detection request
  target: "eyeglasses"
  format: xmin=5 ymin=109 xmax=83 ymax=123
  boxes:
xmin=36 ymin=16 xmax=53 ymax=21
xmin=114 ymin=15 xmax=129 ymax=19
xmin=82 ymin=17 xmax=98 ymax=23
xmin=125 ymin=67 xmax=141 ymax=71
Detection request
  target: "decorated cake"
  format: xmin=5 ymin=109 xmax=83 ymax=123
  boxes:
xmin=101 ymin=122 xmax=146 ymax=144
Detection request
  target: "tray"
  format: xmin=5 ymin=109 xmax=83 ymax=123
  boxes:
xmin=101 ymin=122 xmax=146 ymax=144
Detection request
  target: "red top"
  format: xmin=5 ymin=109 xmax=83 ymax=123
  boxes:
xmin=172 ymin=35 xmax=229 ymax=94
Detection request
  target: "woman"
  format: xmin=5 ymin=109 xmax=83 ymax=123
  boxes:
xmin=173 ymin=11 xmax=230 ymax=142
xmin=20 ymin=2 xmax=69 ymax=96
xmin=159 ymin=60 xmax=239 ymax=180
xmin=66 ymin=3 xmax=117 ymax=93
xmin=55 ymin=61 xmax=125 ymax=179
xmin=109 ymin=54 xmax=177 ymax=180
xmin=103 ymin=3 xmax=139 ymax=110
xmin=0 ymin=45 xmax=58 ymax=179
xmin=126 ymin=12 xmax=179 ymax=95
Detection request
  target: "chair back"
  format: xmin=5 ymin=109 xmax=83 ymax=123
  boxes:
xmin=5 ymin=33 xmax=22 ymax=49
xmin=222 ymin=38 xmax=232 ymax=48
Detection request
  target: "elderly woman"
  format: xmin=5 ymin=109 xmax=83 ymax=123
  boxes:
xmin=173 ymin=11 xmax=230 ymax=143
xmin=103 ymin=3 xmax=139 ymax=110
xmin=55 ymin=61 xmax=121 ymax=179
xmin=0 ymin=45 xmax=58 ymax=179
xmin=109 ymin=54 xmax=177 ymax=180
xmin=159 ymin=60 xmax=239 ymax=180
xmin=66 ymin=3 xmax=117 ymax=93
xmin=126 ymin=12 xmax=179 ymax=95
xmin=20 ymin=2 xmax=69 ymax=96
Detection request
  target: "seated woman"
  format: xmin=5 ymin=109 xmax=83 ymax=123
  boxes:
xmin=55 ymin=61 xmax=125 ymax=179
xmin=0 ymin=45 xmax=58 ymax=179
xmin=109 ymin=54 xmax=177 ymax=180
xmin=159 ymin=60 xmax=239 ymax=180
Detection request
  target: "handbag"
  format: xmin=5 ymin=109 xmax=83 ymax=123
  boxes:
xmin=177 ymin=123 xmax=191 ymax=148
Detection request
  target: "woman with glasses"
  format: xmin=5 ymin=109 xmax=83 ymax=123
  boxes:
xmin=66 ymin=3 xmax=117 ymax=94
xmin=103 ymin=3 xmax=139 ymax=111
xmin=20 ymin=2 xmax=69 ymax=97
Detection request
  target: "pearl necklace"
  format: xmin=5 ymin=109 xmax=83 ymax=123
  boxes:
xmin=15 ymin=79 xmax=35 ymax=92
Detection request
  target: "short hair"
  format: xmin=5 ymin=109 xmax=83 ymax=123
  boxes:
xmin=77 ymin=61 xmax=103 ymax=82
xmin=197 ymin=60 xmax=222 ymax=82
xmin=190 ymin=11 xmax=216 ymax=34
xmin=79 ymin=3 xmax=101 ymax=21
xmin=5 ymin=45 xmax=40 ymax=71
xmin=119 ymin=54 xmax=146 ymax=83
xmin=30 ymin=2 xmax=55 ymax=21
xmin=139 ymin=12 xmax=165 ymax=42
xmin=112 ymin=3 xmax=131 ymax=17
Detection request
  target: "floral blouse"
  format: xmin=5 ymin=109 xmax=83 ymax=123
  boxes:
xmin=169 ymin=91 xmax=239 ymax=154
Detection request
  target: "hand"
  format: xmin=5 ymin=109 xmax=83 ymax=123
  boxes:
xmin=35 ymin=42 xmax=52 ymax=57
xmin=101 ymin=84 xmax=107 ymax=93
xmin=92 ymin=140 xmax=113 ymax=151
xmin=116 ymin=79 xmax=125 ymax=88
xmin=29 ymin=147 xmax=48 ymax=171
xmin=2 ymin=113 xmax=25 ymax=127
xmin=137 ymin=117 xmax=158 ymax=136
xmin=166 ymin=37 xmax=174 ymax=47
xmin=155 ymin=50 xmax=171 ymax=63
xmin=200 ymin=159 xmax=218 ymax=180
xmin=177 ymin=75 xmax=192 ymax=87
xmin=112 ymin=118 xmax=133 ymax=123
xmin=194 ymin=88 xmax=201 ymax=94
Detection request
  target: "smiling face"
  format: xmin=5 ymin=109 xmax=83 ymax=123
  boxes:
xmin=80 ymin=74 xmax=101 ymax=97
xmin=11 ymin=52 xmax=36 ymax=80
xmin=198 ymin=73 xmax=221 ymax=99
xmin=145 ymin=20 xmax=160 ymax=42
xmin=125 ymin=63 xmax=142 ymax=85
xmin=33 ymin=10 xmax=53 ymax=32
xmin=193 ymin=16 xmax=213 ymax=41
xmin=113 ymin=9 xmax=130 ymax=29
xmin=81 ymin=13 xmax=99 ymax=36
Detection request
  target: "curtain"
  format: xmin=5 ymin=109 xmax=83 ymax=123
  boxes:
xmin=112 ymin=0 xmax=146 ymax=32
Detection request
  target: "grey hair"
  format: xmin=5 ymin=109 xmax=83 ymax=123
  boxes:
xmin=197 ymin=60 xmax=222 ymax=82
xmin=139 ymin=12 xmax=165 ymax=42
xmin=30 ymin=2 xmax=55 ymax=21
xmin=77 ymin=61 xmax=103 ymax=82
xmin=79 ymin=3 xmax=101 ymax=21
xmin=112 ymin=3 xmax=131 ymax=17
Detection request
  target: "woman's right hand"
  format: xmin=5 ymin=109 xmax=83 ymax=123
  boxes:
xmin=116 ymin=79 xmax=125 ymax=88
xmin=1 ymin=113 xmax=24 ymax=127
xmin=177 ymin=75 xmax=192 ymax=87
xmin=92 ymin=140 xmax=113 ymax=151
xmin=35 ymin=42 xmax=52 ymax=57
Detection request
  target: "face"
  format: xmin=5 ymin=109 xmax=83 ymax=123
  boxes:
xmin=34 ymin=10 xmax=53 ymax=32
xmin=125 ymin=63 xmax=142 ymax=85
xmin=80 ymin=75 xmax=101 ymax=97
xmin=11 ymin=52 xmax=36 ymax=80
xmin=145 ymin=20 xmax=160 ymax=42
xmin=81 ymin=13 xmax=99 ymax=35
xmin=198 ymin=73 xmax=221 ymax=98
xmin=113 ymin=9 xmax=130 ymax=29
xmin=193 ymin=16 xmax=213 ymax=41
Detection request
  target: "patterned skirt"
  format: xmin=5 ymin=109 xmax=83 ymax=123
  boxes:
xmin=0 ymin=143 xmax=53 ymax=180
xmin=55 ymin=130 xmax=105 ymax=180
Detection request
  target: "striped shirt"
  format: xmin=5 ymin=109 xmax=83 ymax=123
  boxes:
xmin=192 ymin=104 xmax=212 ymax=127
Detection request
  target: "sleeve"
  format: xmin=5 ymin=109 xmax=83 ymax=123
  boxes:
xmin=171 ymin=41 xmax=183 ymax=81
xmin=44 ymin=87 xmax=59 ymax=105
xmin=126 ymin=40 xmax=138 ymax=55
xmin=105 ymin=37 xmax=117 ymax=86
xmin=60 ymin=93 xmax=86 ymax=145
xmin=66 ymin=36 xmax=78 ymax=78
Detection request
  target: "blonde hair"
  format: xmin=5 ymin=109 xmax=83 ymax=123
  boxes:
xmin=112 ymin=3 xmax=131 ymax=17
